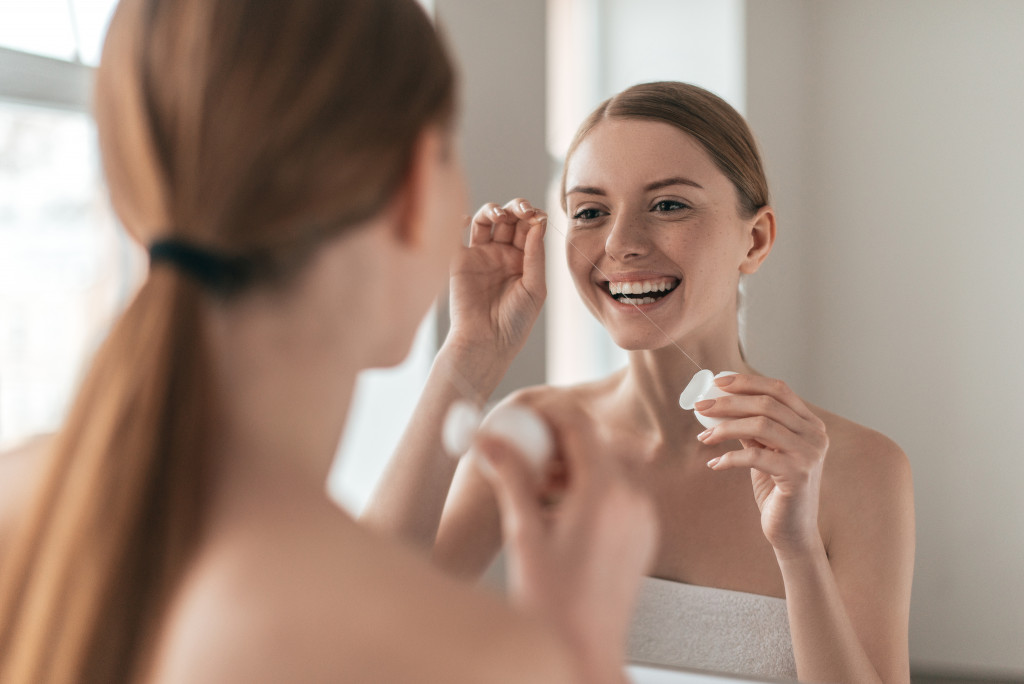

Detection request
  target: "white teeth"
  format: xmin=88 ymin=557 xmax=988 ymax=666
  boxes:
xmin=608 ymin=278 xmax=677 ymax=296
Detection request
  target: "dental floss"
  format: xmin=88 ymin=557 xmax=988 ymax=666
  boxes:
xmin=442 ymin=399 xmax=483 ymax=456
xmin=442 ymin=399 xmax=553 ymax=476
xmin=476 ymin=403 xmax=554 ymax=472
xmin=678 ymin=370 xmax=738 ymax=428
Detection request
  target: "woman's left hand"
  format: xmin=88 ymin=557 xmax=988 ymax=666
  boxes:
xmin=696 ymin=374 xmax=829 ymax=559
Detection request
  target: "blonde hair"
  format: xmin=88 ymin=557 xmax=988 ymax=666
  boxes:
xmin=0 ymin=1 xmax=454 ymax=682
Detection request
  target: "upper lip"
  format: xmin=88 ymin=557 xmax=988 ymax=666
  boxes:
xmin=601 ymin=271 xmax=679 ymax=284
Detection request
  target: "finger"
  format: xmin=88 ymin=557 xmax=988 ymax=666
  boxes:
xmin=503 ymin=197 xmax=539 ymax=221
xmin=474 ymin=433 xmax=543 ymax=546
xmin=503 ymin=199 xmax=540 ymax=250
xmin=713 ymin=374 xmax=819 ymax=424
xmin=707 ymin=445 xmax=792 ymax=478
xmin=698 ymin=415 xmax=804 ymax=454
xmin=514 ymin=208 xmax=547 ymax=250
xmin=512 ymin=217 xmax=530 ymax=251
xmin=491 ymin=218 xmax=516 ymax=245
xmin=521 ymin=214 xmax=547 ymax=297
xmin=695 ymin=392 xmax=806 ymax=436
xmin=470 ymin=203 xmax=503 ymax=246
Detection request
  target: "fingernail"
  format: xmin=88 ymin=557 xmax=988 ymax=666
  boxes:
xmin=519 ymin=201 xmax=531 ymax=213
xmin=697 ymin=428 xmax=713 ymax=442
xmin=492 ymin=207 xmax=504 ymax=217
xmin=706 ymin=457 xmax=721 ymax=469
xmin=694 ymin=399 xmax=716 ymax=411
xmin=714 ymin=375 xmax=736 ymax=387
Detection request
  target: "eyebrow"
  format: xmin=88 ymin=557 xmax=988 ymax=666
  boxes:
xmin=565 ymin=176 xmax=704 ymax=197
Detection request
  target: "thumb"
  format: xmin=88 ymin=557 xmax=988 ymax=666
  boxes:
xmin=522 ymin=215 xmax=547 ymax=299
xmin=473 ymin=434 xmax=543 ymax=548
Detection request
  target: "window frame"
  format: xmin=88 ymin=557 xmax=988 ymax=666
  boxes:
xmin=0 ymin=46 xmax=92 ymax=113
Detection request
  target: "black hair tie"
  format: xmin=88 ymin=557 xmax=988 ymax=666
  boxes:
xmin=148 ymin=238 xmax=253 ymax=294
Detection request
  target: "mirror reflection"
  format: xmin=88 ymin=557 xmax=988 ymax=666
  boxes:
xmin=1 ymin=1 xmax=1021 ymax=683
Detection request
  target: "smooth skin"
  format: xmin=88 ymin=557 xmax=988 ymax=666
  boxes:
xmin=0 ymin=127 xmax=657 ymax=684
xmin=366 ymin=119 xmax=915 ymax=683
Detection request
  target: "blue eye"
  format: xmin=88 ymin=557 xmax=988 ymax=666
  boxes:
xmin=572 ymin=207 xmax=604 ymax=221
xmin=653 ymin=200 xmax=688 ymax=212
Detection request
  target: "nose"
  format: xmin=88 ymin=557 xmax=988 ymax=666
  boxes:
xmin=604 ymin=213 xmax=649 ymax=261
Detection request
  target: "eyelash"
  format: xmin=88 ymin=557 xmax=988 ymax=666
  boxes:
xmin=571 ymin=200 xmax=690 ymax=222
xmin=652 ymin=200 xmax=689 ymax=212
xmin=571 ymin=207 xmax=604 ymax=222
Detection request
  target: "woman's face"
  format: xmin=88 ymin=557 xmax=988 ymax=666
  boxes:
xmin=563 ymin=118 xmax=763 ymax=351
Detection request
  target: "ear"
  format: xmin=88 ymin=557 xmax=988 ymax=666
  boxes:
xmin=390 ymin=126 xmax=444 ymax=248
xmin=739 ymin=205 xmax=776 ymax=275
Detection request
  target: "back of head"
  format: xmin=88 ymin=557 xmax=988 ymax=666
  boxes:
xmin=98 ymin=0 xmax=455 ymax=275
xmin=0 ymin=1 xmax=454 ymax=682
xmin=561 ymin=81 xmax=769 ymax=218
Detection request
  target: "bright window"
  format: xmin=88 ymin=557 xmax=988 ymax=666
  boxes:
xmin=0 ymin=100 xmax=139 ymax=448
xmin=0 ymin=0 xmax=119 ymax=66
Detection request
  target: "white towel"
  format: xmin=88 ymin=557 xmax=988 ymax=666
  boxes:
xmin=628 ymin=577 xmax=797 ymax=681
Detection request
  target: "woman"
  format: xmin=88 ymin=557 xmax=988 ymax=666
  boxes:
xmin=0 ymin=1 xmax=658 ymax=682
xmin=366 ymin=82 xmax=915 ymax=683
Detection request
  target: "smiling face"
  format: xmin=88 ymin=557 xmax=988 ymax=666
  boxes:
xmin=563 ymin=118 xmax=772 ymax=352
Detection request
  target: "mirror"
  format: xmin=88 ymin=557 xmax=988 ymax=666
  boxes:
xmin=438 ymin=0 xmax=1024 ymax=680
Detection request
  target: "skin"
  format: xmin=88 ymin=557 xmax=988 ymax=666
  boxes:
xmin=367 ymin=119 xmax=915 ymax=683
xmin=0 ymin=126 xmax=657 ymax=684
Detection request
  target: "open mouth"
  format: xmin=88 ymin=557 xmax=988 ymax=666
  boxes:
xmin=605 ymin=277 xmax=680 ymax=306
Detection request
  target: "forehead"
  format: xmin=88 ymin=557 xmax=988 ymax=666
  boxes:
xmin=565 ymin=118 xmax=727 ymax=194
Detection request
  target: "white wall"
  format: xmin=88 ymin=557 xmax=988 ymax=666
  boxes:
xmin=435 ymin=0 xmax=550 ymax=400
xmin=745 ymin=0 xmax=1024 ymax=676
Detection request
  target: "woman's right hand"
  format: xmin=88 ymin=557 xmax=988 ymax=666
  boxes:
xmin=473 ymin=419 xmax=658 ymax=683
xmin=446 ymin=199 xmax=547 ymax=363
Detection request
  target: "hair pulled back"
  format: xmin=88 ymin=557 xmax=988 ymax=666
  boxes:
xmin=0 ymin=1 xmax=455 ymax=682
xmin=561 ymin=81 xmax=769 ymax=218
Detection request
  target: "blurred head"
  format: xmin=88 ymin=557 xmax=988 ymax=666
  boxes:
xmin=0 ymin=3 xmax=460 ymax=683
xmin=95 ymin=0 xmax=463 ymax=361
xmin=559 ymin=82 xmax=774 ymax=353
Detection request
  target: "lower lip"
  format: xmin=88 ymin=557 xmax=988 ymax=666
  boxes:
xmin=603 ymin=285 xmax=678 ymax=313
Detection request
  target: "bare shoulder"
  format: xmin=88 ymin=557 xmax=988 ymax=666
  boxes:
xmin=0 ymin=434 xmax=54 ymax=551
xmin=812 ymin=405 xmax=910 ymax=484
xmin=809 ymin=405 xmax=913 ymax=546
xmin=152 ymin=510 xmax=574 ymax=684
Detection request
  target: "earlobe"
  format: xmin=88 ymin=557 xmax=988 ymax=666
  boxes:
xmin=740 ymin=206 xmax=776 ymax=274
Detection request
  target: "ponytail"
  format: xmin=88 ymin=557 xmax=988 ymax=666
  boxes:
xmin=0 ymin=0 xmax=455 ymax=680
xmin=0 ymin=269 xmax=211 ymax=682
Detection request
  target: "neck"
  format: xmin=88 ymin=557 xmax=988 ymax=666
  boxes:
xmin=617 ymin=325 xmax=754 ymax=447
xmin=205 ymin=306 xmax=361 ymax=512
xmin=199 ymin=231 xmax=395 ymax=521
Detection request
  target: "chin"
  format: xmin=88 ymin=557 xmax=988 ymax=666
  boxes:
xmin=607 ymin=328 xmax=675 ymax=352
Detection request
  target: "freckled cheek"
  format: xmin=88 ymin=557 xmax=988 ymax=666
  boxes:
xmin=565 ymin=248 xmax=594 ymax=290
